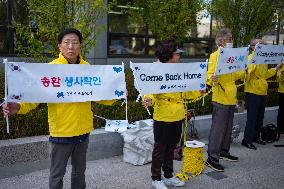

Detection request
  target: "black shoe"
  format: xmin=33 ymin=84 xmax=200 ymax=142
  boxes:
xmin=242 ymin=140 xmax=257 ymax=150
xmin=253 ymin=139 xmax=266 ymax=145
xmin=206 ymin=159 xmax=224 ymax=172
xmin=220 ymin=154 xmax=239 ymax=162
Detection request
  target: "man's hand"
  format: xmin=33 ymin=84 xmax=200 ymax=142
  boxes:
xmin=276 ymin=63 xmax=284 ymax=72
xmin=143 ymin=97 xmax=152 ymax=107
xmin=212 ymin=74 xmax=218 ymax=83
xmin=199 ymin=90 xmax=206 ymax=95
xmin=2 ymin=102 xmax=20 ymax=117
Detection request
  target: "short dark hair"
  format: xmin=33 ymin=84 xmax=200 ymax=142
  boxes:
xmin=57 ymin=28 xmax=83 ymax=44
xmin=155 ymin=38 xmax=179 ymax=63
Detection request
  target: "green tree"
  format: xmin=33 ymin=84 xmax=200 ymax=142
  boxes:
xmin=15 ymin=0 xmax=106 ymax=62
xmin=0 ymin=0 xmax=7 ymax=25
xmin=125 ymin=0 xmax=204 ymax=42
xmin=209 ymin=0 xmax=283 ymax=46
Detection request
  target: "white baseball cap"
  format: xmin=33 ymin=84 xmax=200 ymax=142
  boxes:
xmin=174 ymin=48 xmax=185 ymax=54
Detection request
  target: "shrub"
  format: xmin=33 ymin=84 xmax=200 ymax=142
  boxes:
xmin=93 ymin=100 xmax=153 ymax=129
xmin=0 ymin=105 xmax=48 ymax=140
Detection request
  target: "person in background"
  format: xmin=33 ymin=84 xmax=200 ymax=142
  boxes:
xmin=2 ymin=28 xmax=115 ymax=189
xmin=206 ymin=28 xmax=244 ymax=172
xmin=143 ymin=38 xmax=201 ymax=189
xmin=242 ymin=38 xmax=283 ymax=150
xmin=277 ymin=63 xmax=284 ymax=136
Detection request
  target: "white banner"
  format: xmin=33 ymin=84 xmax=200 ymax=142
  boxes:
xmin=216 ymin=47 xmax=249 ymax=75
xmin=131 ymin=62 xmax=207 ymax=95
xmin=6 ymin=62 xmax=126 ymax=103
xmin=249 ymin=44 xmax=284 ymax=64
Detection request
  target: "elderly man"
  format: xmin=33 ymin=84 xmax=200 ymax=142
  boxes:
xmin=3 ymin=28 xmax=115 ymax=189
xmin=206 ymin=28 xmax=244 ymax=172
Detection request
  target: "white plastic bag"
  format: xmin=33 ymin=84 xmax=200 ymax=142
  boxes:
xmin=121 ymin=119 xmax=154 ymax=165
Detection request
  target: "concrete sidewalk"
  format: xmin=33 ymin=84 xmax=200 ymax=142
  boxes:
xmin=0 ymin=133 xmax=283 ymax=189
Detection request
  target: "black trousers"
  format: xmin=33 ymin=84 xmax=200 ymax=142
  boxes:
xmin=151 ymin=120 xmax=183 ymax=181
xmin=278 ymin=92 xmax=284 ymax=133
xmin=244 ymin=93 xmax=266 ymax=143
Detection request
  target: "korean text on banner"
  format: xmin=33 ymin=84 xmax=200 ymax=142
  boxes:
xmin=249 ymin=44 xmax=284 ymax=64
xmin=216 ymin=47 xmax=249 ymax=75
xmin=7 ymin=62 xmax=126 ymax=103
xmin=131 ymin=62 xmax=207 ymax=95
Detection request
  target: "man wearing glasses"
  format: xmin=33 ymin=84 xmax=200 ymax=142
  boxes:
xmin=3 ymin=28 xmax=115 ymax=189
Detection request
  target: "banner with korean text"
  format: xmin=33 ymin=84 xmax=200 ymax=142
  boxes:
xmin=216 ymin=47 xmax=249 ymax=75
xmin=6 ymin=62 xmax=126 ymax=103
xmin=130 ymin=62 xmax=207 ymax=95
xmin=249 ymin=44 xmax=284 ymax=64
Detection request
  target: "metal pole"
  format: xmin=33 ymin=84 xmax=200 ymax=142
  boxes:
xmin=209 ymin=13 xmax=213 ymax=55
xmin=3 ymin=59 xmax=10 ymax=133
xmin=276 ymin=11 xmax=280 ymax=45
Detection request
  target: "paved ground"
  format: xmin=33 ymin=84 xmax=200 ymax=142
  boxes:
xmin=0 ymin=133 xmax=284 ymax=189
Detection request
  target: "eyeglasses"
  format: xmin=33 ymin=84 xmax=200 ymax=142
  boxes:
xmin=62 ymin=41 xmax=80 ymax=46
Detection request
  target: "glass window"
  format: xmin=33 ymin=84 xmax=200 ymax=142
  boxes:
xmin=108 ymin=0 xmax=154 ymax=56
xmin=108 ymin=1 xmax=214 ymax=58
xmin=108 ymin=0 xmax=146 ymax=34
xmin=109 ymin=36 xmax=146 ymax=55
xmin=147 ymin=38 xmax=156 ymax=55
xmin=108 ymin=35 xmax=156 ymax=56
xmin=183 ymin=39 xmax=211 ymax=57
xmin=262 ymin=19 xmax=284 ymax=45
xmin=0 ymin=0 xmax=7 ymax=25
xmin=0 ymin=31 xmax=8 ymax=54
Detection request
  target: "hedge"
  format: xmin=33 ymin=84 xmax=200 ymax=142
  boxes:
xmin=0 ymin=69 xmax=280 ymax=140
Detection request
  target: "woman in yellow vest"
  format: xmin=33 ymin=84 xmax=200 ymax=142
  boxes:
xmin=242 ymin=39 xmax=283 ymax=150
xmin=143 ymin=38 xmax=201 ymax=189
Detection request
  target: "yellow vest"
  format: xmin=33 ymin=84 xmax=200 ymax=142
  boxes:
xmin=244 ymin=53 xmax=276 ymax=95
xmin=278 ymin=66 xmax=284 ymax=93
xmin=18 ymin=53 xmax=115 ymax=137
xmin=207 ymin=48 xmax=245 ymax=105
xmin=145 ymin=91 xmax=200 ymax=122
